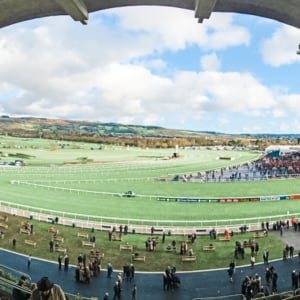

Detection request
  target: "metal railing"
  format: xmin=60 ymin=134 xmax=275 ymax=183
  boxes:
xmin=0 ymin=276 xmax=97 ymax=300
xmin=0 ymin=200 xmax=299 ymax=236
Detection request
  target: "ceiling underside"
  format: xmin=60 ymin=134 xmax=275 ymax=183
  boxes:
xmin=0 ymin=0 xmax=299 ymax=29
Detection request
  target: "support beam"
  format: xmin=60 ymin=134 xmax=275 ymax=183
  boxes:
xmin=54 ymin=0 xmax=88 ymax=25
xmin=195 ymin=0 xmax=217 ymax=23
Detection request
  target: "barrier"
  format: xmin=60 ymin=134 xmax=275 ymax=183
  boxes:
xmin=0 ymin=200 xmax=299 ymax=235
xmin=0 ymin=276 xmax=97 ymax=300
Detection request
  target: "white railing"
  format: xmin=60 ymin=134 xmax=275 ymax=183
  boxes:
xmin=0 ymin=200 xmax=298 ymax=235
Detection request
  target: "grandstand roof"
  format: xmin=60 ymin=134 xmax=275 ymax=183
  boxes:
xmin=0 ymin=0 xmax=300 ymax=29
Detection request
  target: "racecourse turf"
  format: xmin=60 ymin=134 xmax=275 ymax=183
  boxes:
xmin=0 ymin=137 xmax=300 ymax=224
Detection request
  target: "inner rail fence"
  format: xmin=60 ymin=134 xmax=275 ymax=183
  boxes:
xmin=0 ymin=200 xmax=299 ymax=236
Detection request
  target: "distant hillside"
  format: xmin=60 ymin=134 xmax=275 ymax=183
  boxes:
xmin=0 ymin=116 xmax=219 ymax=138
xmin=0 ymin=116 xmax=298 ymax=148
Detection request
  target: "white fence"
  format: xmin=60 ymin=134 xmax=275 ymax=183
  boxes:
xmin=0 ymin=200 xmax=298 ymax=236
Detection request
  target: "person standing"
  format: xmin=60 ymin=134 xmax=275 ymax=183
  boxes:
xmin=58 ymin=255 xmax=62 ymax=270
xmin=255 ymin=243 xmax=259 ymax=256
xmin=64 ymin=254 xmax=69 ymax=271
xmin=272 ymin=270 xmax=278 ymax=293
xmin=117 ymin=272 xmax=123 ymax=291
xmin=103 ymin=292 xmax=109 ymax=300
xmin=132 ymin=284 xmax=137 ymax=300
xmin=250 ymin=253 xmax=255 ymax=268
xmin=107 ymin=261 xmax=113 ymax=278
xmin=265 ymin=267 xmax=272 ymax=285
xmin=130 ymin=263 xmax=135 ymax=282
xmin=292 ymin=270 xmax=298 ymax=292
xmin=263 ymin=249 xmax=269 ymax=265
xmin=49 ymin=240 xmax=54 ymax=252
xmin=290 ymin=246 xmax=295 ymax=259
xmin=27 ymin=254 xmax=32 ymax=269
xmin=113 ymin=280 xmax=121 ymax=300
xmin=108 ymin=231 xmax=112 ymax=241
xmin=82 ymin=253 xmax=87 ymax=267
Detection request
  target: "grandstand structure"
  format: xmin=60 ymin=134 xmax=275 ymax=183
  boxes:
xmin=265 ymin=145 xmax=300 ymax=155
xmin=0 ymin=0 xmax=300 ymax=30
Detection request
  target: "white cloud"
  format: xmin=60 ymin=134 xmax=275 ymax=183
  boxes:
xmin=278 ymin=94 xmax=300 ymax=116
xmin=260 ymin=25 xmax=300 ymax=66
xmin=0 ymin=7 xmax=299 ymax=133
xmin=272 ymin=109 xmax=286 ymax=118
xmin=201 ymin=53 xmax=221 ymax=71
xmin=103 ymin=7 xmax=251 ymax=51
xmin=136 ymin=59 xmax=167 ymax=72
xmin=279 ymin=120 xmax=300 ymax=133
xmin=217 ymin=116 xmax=230 ymax=126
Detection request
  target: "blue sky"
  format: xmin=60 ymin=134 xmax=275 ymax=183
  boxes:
xmin=0 ymin=6 xmax=300 ymax=134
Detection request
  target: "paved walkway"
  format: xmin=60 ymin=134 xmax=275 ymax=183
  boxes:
xmin=276 ymin=227 xmax=300 ymax=250
xmin=1 ymin=227 xmax=300 ymax=299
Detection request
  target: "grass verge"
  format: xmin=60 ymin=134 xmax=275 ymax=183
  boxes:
xmin=1 ymin=214 xmax=285 ymax=272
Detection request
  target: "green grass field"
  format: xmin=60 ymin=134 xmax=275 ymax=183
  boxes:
xmin=0 ymin=136 xmax=297 ymax=272
xmin=0 ymin=214 xmax=286 ymax=272
xmin=0 ymin=136 xmax=300 ymax=225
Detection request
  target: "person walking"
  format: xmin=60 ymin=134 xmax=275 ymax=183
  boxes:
xmin=227 ymin=267 xmax=234 ymax=282
xmin=229 ymin=260 xmax=235 ymax=274
xmin=228 ymin=260 xmax=235 ymax=282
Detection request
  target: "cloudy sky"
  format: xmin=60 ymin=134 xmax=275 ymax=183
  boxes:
xmin=0 ymin=6 xmax=300 ymax=134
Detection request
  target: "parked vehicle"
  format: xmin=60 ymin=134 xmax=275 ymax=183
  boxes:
xmin=122 ymin=190 xmax=135 ymax=197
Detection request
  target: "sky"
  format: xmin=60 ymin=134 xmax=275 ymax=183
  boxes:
xmin=0 ymin=6 xmax=300 ymax=134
